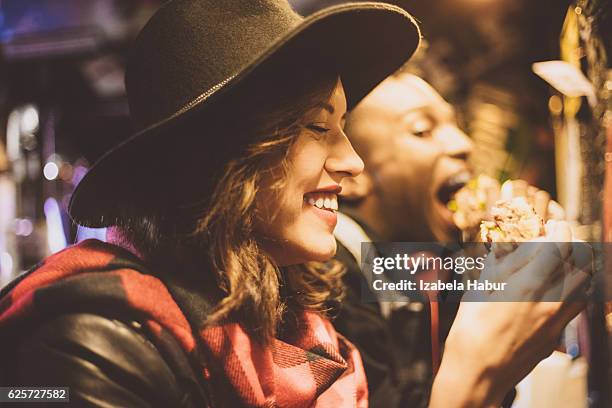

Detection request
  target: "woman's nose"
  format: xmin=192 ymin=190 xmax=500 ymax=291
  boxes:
xmin=325 ymin=132 xmax=365 ymax=178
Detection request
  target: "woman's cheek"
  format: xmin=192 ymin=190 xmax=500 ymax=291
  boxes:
xmin=295 ymin=225 xmax=337 ymax=262
xmin=292 ymin=136 xmax=329 ymax=169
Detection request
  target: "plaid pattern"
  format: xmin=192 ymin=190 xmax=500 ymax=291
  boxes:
xmin=0 ymin=240 xmax=368 ymax=407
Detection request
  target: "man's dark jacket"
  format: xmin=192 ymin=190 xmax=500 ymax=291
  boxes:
xmin=332 ymin=215 xmax=434 ymax=408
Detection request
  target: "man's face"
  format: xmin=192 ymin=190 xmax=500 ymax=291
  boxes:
xmin=347 ymin=74 xmax=473 ymax=241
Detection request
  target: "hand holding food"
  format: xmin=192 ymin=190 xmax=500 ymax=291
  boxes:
xmin=450 ymin=176 xmax=565 ymax=241
xmin=431 ymin=220 xmax=590 ymax=408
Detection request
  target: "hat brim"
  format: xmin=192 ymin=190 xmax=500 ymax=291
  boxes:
xmin=69 ymin=2 xmax=421 ymax=227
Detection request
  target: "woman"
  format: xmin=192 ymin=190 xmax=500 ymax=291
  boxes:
xmin=0 ymin=1 xmax=585 ymax=407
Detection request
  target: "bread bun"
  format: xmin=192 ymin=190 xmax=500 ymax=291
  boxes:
xmin=479 ymin=197 xmax=545 ymax=243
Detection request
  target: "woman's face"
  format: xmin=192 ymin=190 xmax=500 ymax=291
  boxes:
xmin=256 ymin=79 xmax=363 ymax=266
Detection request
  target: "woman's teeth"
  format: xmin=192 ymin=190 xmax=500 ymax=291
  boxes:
xmin=304 ymin=192 xmax=338 ymax=211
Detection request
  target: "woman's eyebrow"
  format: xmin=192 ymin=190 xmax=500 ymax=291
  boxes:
xmin=318 ymin=102 xmax=334 ymax=113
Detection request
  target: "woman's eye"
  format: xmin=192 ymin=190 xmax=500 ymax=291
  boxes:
xmin=305 ymin=124 xmax=331 ymax=140
xmin=306 ymin=124 xmax=331 ymax=134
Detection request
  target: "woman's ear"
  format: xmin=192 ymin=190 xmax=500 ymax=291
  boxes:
xmin=340 ymin=171 xmax=373 ymax=202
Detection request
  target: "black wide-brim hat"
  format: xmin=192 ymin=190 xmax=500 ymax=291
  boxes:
xmin=69 ymin=0 xmax=421 ymax=227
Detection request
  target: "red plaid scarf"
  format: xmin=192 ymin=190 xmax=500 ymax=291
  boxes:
xmin=0 ymin=240 xmax=368 ymax=407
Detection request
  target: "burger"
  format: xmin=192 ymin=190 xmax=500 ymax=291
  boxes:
xmin=448 ymin=174 xmax=500 ymax=241
xmin=479 ymin=197 xmax=545 ymax=243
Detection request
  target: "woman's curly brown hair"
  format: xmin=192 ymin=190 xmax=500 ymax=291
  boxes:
xmin=115 ymin=67 xmax=346 ymax=343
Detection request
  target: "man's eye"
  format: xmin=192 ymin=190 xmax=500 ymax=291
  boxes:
xmin=410 ymin=118 xmax=434 ymax=138
xmin=412 ymin=129 xmax=433 ymax=138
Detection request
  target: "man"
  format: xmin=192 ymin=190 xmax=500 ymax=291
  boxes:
xmin=341 ymin=72 xmax=473 ymax=243
xmin=334 ymin=70 xmax=563 ymax=407
xmin=333 ymin=71 xmax=474 ymax=408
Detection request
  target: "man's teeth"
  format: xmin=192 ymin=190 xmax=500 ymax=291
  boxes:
xmin=448 ymin=171 xmax=472 ymax=186
xmin=304 ymin=192 xmax=338 ymax=211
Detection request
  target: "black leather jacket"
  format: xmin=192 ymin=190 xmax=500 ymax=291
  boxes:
xmin=2 ymin=313 xmax=207 ymax=407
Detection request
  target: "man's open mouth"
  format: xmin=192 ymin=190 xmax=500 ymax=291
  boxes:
xmin=436 ymin=171 xmax=472 ymax=205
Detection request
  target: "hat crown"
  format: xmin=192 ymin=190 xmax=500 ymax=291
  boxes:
xmin=126 ymin=0 xmax=302 ymax=130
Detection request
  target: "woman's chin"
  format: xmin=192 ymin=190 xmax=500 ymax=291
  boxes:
xmin=269 ymin=235 xmax=337 ymax=266
xmin=302 ymin=236 xmax=337 ymax=262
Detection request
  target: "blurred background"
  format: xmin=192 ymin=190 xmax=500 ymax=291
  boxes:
xmin=0 ymin=0 xmax=610 ymax=406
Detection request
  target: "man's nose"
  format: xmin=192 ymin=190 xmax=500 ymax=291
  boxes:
xmin=436 ymin=125 xmax=473 ymax=161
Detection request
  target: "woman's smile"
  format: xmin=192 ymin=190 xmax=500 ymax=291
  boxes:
xmin=303 ymin=189 xmax=340 ymax=229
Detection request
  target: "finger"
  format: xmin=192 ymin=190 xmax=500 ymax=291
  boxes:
xmin=545 ymin=220 xmax=572 ymax=242
xmin=502 ymin=243 xmax=567 ymax=300
xmin=491 ymin=242 xmax=517 ymax=258
xmin=500 ymin=180 xmax=514 ymax=200
xmin=540 ymin=252 xmax=577 ymax=301
xmin=534 ymin=190 xmax=550 ymax=220
xmin=511 ymin=180 xmax=528 ymax=198
xmin=486 ymin=241 xmax=549 ymax=285
xmin=560 ymin=268 xmax=591 ymax=301
xmin=545 ymin=221 xmax=573 ymax=266
xmin=527 ymin=185 xmax=539 ymax=207
xmin=555 ymin=300 xmax=587 ymax=330
xmin=453 ymin=211 xmax=467 ymax=230
xmin=536 ymin=239 xmax=575 ymax=300
xmin=544 ymin=219 xmax=557 ymax=236
xmin=479 ymin=252 xmax=503 ymax=286
xmin=571 ymin=240 xmax=594 ymax=276
xmin=514 ymin=180 xmax=528 ymax=198
xmin=539 ymin=269 xmax=567 ymax=301
xmin=485 ymin=182 xmax=501 ymax=210
xmin=547 ymin=200 xmax=566 ymax=221
xmin=489 ymin=243 xmax=537 ymax=282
